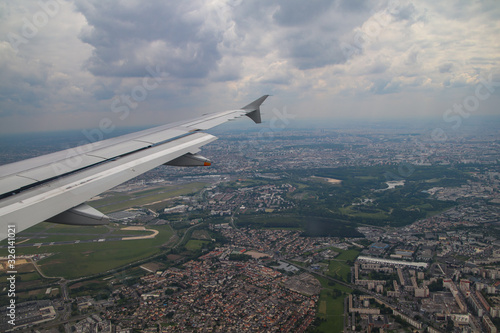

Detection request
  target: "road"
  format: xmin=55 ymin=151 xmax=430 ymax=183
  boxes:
xmin=173 ymin=223 xmax=204 ymax=249
xmin=281 ymin=259 xmax=430 ymax=330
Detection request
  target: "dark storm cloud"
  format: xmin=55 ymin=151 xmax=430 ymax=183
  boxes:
xmin=272 ymin=0 xmax=333 ymax=26
xmin=391 ymin=3 xmax=417 ymax=21
xmin=72 ymin=1 xmax=383 ymax=78
xmin=74 ymin=1 xmax=222 ymax=78
xmin=337 ymin=0 xmax=370 ymax=12
xmin=0 ymin=86 xmax=41 ymax=115
xmin=439 ymin=63 xmax=453 ymax=73
xmin=286 ymin=35 xmax=347 ymax=69
xmin=2 ymin=0 xmax=500 ymax=135
xmin=0 ymin=59 xmax=48 ymax=116
xmin=267 ymin=1 xmax=377 ymax=70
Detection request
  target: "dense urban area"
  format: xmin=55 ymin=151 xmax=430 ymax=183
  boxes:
xmin=1 ymin=119 xmax=500 ymax=332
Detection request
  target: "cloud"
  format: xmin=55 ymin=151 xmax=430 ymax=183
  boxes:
xmin=439 ymin=63 xmax=453 ymax=73
xmin=391 ymin=2 xmax=417 ymax=21
xmin=75 ymin=0 xmax=225 ymax=79
xmin=0 ymin=0 xmax=499 ymax=134
xmin=370 ymin=78 xmax=401 ymax=95
xmin=272 ymin=0 xmax=333 ymax=26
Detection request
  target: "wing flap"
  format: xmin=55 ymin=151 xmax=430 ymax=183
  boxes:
xmin=0 ymin=175 xmax=37 ymax=194
xmin=180 ymin=110 xmax=244 ymax=130
xmin=18 ymin=155 xmax=105 ymax=181
xmin=85 ymin=140 xmax=151 ymax=159
xmin=133 ymin=128 xmax=189 ymax=144
xmin=0 ymin=129 xmax=190 ymax=196
xmin=0 ymin=132 xmax=216 ymax=238
xmin=0 ymin=155 xmax=106 ymax=195
xmin=48 ymin=203 xmax=109 ymax=225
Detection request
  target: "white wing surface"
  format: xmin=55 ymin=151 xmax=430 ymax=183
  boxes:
xmin=0 ymin=95 xmax=269 ymax=240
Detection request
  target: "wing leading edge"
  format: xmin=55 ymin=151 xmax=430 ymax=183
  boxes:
xmin=0 ymin=95 xmax=269 ymax=240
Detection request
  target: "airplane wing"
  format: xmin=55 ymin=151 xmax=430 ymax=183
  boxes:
xmin=0 ymin=95 xmax=269 ymax=240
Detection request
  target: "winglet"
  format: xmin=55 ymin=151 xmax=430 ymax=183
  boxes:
xmin=241 ymin=95 xmax=269 ymax=124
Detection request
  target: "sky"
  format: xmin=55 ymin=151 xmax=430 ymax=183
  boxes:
xmin=0 ymin=0 xmax=499 ymax=134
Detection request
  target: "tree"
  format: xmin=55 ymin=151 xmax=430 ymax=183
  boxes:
xmin=446 ymin=317 xmax=454 ymax=331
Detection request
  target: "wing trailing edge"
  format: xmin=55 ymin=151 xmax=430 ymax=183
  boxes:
xmin=0 ymin=96 xmax=269 ymax=240
xmin=48 ymin=203 xmax=109 ymax=225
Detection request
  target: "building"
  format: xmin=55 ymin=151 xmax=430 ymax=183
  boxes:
xmin=348 ymin=295 xmax=380 ymax=315
xmin=483 ymin=316 xmax=497 ymax=333
xmin=357 ymin=256 xmax=428 ymax=269
xmin=415 ymin=288 xmax=429 ymax=298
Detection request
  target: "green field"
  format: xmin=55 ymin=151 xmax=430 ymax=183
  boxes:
xmin=185 ymin=239 xmax=210 ymax=251
xmin=18 ymin=271 xmax=42 ymax=282
xmin=1 ymin=222 xmax=163 ymax=247
xmin=327 ymin=248 xmax=359 ymax=282
xmin=191 ymin=229 xmax=212 ymax=240
xmin=14 ymin=225 xmax=174 ymax=279
xmin=16 ymin=287 xmax=60 ymax=303
xmin=315 ymin=275 xmax=352 ymax=333
xmin=0 ymin=267 xmax=50 ymax=304
xmin=339 ymin=205 xmax=388 ymax=219
xmin=335 ymin=249 xmax=360 ymax=261
xmin=19 ymin=223 xmax=110 ymax=235
xmin=90 ymin=182 xmax=208 ymax=213
xmin=24 ymin=234 xmax=106 ymax=244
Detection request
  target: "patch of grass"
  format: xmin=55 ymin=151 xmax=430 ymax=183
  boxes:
xmin=146 ymin=201 xmax=173 ymax=212
xmin=191 ymin=230 xmax=212 ymax=240
xmin=18 ymin=272 xmax=42 ymax=282
xmin=20 ymin=223 xmax=110 ymax=235
xmin=326 ymin=249 xmax=359 ymax=282
xmin=69 ymin=279 xmax=111 ymax=298
xmin=15 ymin=225 xmax=174 ymax=279
xmin=14 ymin=222 xmax=52 ymax=234
xmin=314 ymin=275 xmax=352 ymax=333
xmin=16 ymin=288 xmax=55 ymax=302
xmin=327 ymin=261 xmax=351 ymax=281
xmin=185 ymin=239 xmax=209 ymax=251
xmin=319 ymin=300 xmax=327 ymax=314
xmin=91 ymin=182 xmax=208 ymax=213
xmin=336 ymin=249 xmax=360 ymax=262
xmin=12 ymin=262 xmax=36 ymax=273
xmin=340 ymin=205 xmax=388 ymax=219
xmin=453 ymin=254 xmax=470 ymax=261
xmin=20 ymin=234 xmax=103 ymax=244
xmin=88 ymin=194 xmax=130 ymax=207
xmin=103 ymin=266 xmax=147 ymax=285
xmin=8 ymin=223 xmax=160 ymax=246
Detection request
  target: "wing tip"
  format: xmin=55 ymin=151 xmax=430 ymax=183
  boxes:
xmin=241 ymin=95 xmax=270 ymax=110
xmin=242 ymin=95 xmax=270 ymax=124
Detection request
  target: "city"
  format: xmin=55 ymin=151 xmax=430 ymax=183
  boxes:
xmin=1 ymin=120 xmax=499 ymax=332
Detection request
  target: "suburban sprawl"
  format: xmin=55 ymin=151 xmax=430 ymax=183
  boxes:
xmin=1 ymin=119 xmax=500 ymax=332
